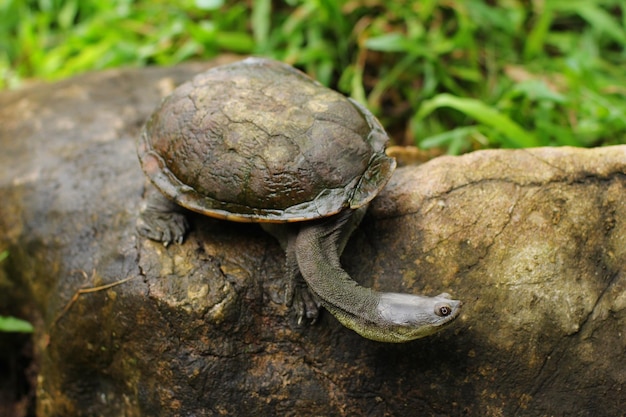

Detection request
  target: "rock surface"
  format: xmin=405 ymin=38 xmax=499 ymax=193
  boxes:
xmin=1 ymin=58 xmax=625 ymax=416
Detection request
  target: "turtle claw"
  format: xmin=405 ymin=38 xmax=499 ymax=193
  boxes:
xmin=287 ymin=280 xmax=321 ymax=326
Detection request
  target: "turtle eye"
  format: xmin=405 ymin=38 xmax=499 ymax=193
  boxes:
xmin=435 ymin=303 xmax=452 ymax=317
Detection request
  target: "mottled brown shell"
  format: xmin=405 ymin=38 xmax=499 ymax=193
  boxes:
xmin=138 ymin=57 xmax=396 ymax=222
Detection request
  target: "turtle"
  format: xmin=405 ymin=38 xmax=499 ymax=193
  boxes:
xmin=136 ymin=57 xmax=461 ymax=342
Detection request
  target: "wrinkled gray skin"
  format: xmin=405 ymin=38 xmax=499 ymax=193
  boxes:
xmin=137 ymin=58 xmax=461 ymax=342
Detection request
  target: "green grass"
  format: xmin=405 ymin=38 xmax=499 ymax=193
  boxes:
xmin=0 ymin=251 xmax=34 ymax=333
xmin=0 ymin=315 xmax=34 ymax=333
xmin=1 ymin=0 xmax=625 ymax=153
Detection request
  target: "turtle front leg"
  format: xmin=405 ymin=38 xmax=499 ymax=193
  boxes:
xmin=284 ymin=234 xmax=322 ymax=324
xmin=137 ymin=184 xmax=189 ymax=246
xmin=261 ymin=223 xmax=322 ymax=324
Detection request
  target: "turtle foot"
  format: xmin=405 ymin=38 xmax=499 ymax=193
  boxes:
xmin=137 ymin=185 xmax=190 ymax=246
xmin=137 ymin=209 xmax=189 ymax=246
xmin=286 ymin=280 xmax=321 ymax=325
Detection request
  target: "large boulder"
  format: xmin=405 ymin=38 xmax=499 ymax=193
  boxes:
xmin=1 ymin=58 xmax=625 ymax=416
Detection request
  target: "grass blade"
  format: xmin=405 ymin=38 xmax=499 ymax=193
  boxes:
xmin=417 ymin=94 xmax=541 ymax=148
xmin=0 ymin=315 xmax=34 ymax=333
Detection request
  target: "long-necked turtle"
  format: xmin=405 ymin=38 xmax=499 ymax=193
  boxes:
xmin=136 ymin=57 xmax=461 ymax=342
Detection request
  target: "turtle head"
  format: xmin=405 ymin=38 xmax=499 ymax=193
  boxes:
xmin=371 ymin=292 xmax=463 ymax=342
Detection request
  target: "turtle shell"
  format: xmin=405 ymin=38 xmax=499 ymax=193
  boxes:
xmin=138 ymin=57 xmax=396 ymax=223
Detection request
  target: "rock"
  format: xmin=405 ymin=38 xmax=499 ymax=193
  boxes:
xmin=1 ymin=58 xmax=625 ymax=416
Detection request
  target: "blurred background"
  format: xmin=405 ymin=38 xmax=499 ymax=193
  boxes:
xmin=1 ymin=0 xmax=625 ymax=153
